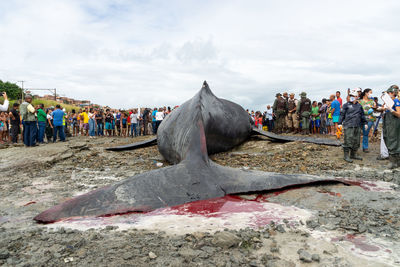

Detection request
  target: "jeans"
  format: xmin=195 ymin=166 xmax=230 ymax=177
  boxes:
xmin=362 ymin=120 xmax=374 ymax=150
xmin=89 ymin=119 xmax=96 ymax=136
xmin=37 ymin=121 xmax=46 ymax=143
xmin=10 ymin=124 xmax=19 ymax=143
xmin=152 ymin=121 xmax=157 ymax=134
xmin=97 ymin=122 xmax=104 ymax=136
xmin=53 ymin=125 xmax=65 ymax=142
xmin=130 ymin=123 xmax=137 ymax=137
xmin=267 ymin=119 xmax=274 ymax=132
xmin=23 ymin=121 xmax=37 ymax=146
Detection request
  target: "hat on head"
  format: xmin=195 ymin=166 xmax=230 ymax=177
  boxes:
xmin=24 ymin=94 xmax=32 ymax=98
xmin=388 ymin=84 xmax=399 ymax=93
xmin=349 ymin=88 xmax=359 ymax=97
xmin=300 ymin=92 xmax=307 ymax=97
xmin=276 ymin=93 xmax=282 ymax=97
xmin=290 ymin=93 xmax=295 ymax=96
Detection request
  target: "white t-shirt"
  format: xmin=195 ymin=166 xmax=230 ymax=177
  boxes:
xmin=266 ymin=109 xmax=273 ymax=120
xmin=155 ymin=111 xmax=164 ymax=121
xmin=130 ymin=113 xmax=139 ymax=124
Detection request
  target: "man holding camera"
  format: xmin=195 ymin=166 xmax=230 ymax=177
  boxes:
xmin=0 ymin=92 xmax=9 ymax=111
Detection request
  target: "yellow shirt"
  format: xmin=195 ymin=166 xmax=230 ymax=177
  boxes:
xmin=80 ymin=112 xmax=89 ymax=123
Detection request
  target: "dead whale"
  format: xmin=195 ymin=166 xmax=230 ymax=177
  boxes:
xmin=34 ymin=82 xmax=343 ymax=223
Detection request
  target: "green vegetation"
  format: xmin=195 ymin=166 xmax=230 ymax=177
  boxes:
xmin=0 ymin=80 xmax=22 ymax=100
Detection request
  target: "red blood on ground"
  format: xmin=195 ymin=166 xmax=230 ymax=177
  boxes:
xmin=332 ymin=234 xmax=380 ymax=252
xmin=24 ymin=201 xmax=37 ymax=206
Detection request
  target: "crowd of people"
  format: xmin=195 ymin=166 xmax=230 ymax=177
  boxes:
xmin=247 ymin=85 xmax=399 ymax=168
xmin=0 ymin=92 xmax=174 ymax=146
xmin=0 ymin=85 xmax=399 ymax=168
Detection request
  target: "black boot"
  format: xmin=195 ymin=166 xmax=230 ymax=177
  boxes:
xmin=387 ymin=155 xmax=399 ymax=169
xmin=343 ymin=149 xmax=353 ymax=163
xmin=350 ymin=150 xmax=362 ymax=160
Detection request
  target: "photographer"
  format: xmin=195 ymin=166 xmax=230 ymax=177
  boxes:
xmin=0 ymin=92 xmax=9 ymax=111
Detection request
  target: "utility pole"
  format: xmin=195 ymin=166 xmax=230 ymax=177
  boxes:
xmin=54 ymin=88 xmax=57 ymax=101
xmin=17 ymin=81 xmax=25 ymax=102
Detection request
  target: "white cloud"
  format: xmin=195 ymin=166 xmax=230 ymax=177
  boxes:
xmin=1 ymin=0 xmax=399 ymax=111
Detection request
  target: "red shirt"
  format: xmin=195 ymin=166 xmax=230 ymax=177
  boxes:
xmin=337 ymin=97 xmax=343 ymax=107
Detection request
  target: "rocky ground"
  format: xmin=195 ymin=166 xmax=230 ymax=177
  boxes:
xmin=0 ymin=134 xmax=399 ymax=266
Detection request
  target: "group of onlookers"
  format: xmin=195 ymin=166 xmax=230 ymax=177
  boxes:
xmin=248 ymin=85 xmax=400 ymax=168
xmin=0 ymin=92 xmax=174 ymax=146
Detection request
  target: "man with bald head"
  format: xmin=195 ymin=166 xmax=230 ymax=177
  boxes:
xmin=20 ymin=94 xmax=37 ymax=146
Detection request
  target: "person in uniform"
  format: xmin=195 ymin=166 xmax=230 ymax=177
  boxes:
xmin=272 ymin=93 xmax=288 ymax=134
xmin=296 ymin=92 xmax=312 ymax=135
xmin=286 ymin=93 xmax=298 ymax=133
xmin=383 ymin=85 xmax=400 ymax=169
xmin=282 ymin=92 xmax=289 ymax=132
xmin=339 ymin=89 xmax=367 ymax=163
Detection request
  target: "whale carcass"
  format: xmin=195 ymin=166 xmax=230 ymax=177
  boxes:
xmin=35 ymin=82 xmax=343 ymax=223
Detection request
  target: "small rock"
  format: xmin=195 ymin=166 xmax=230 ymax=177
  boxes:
xmin=312 ymin=254 xmax=320 ymax=262
xmin=148 ymin=252 xmax=157 ymax=259
xmin=297 ymin=249 xmax=312 ymax=263
xmin=211 ymin=232 xmax=241 ymax=249
xmin=0 ymin=250 xmax=10 ymax=260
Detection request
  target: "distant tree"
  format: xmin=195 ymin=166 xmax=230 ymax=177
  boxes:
xmin=0 ymin=80 xmax=22 ymax=100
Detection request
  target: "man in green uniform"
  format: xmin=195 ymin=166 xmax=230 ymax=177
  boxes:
xmin=272 ymin=93 xmax=288 ymax=134
xmin=297 ymin=92 xmax=312 ymax=135
xmin=286 ymin=93 xmax=299 ymax=133
xmin=383 ymin=85 xmax=400 ymax=169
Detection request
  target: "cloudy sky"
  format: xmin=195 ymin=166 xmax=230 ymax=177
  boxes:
xmin=1 ymin=0 xmax=399 ymax=110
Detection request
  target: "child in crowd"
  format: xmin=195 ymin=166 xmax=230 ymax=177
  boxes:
xmin=0 ymin=112 xmax=7 ymax=143
xmin=326 ymin=100 xmax=333 ymax=135
xmin=311 ymin=101 xmax=320 ymax=134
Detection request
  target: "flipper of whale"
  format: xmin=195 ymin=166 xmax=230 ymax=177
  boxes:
xmin=34 ymin=82 xmax=345 ymax=223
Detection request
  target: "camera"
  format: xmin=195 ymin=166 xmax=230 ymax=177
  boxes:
xmin=0 ymin=92 xmax=3 ymax=96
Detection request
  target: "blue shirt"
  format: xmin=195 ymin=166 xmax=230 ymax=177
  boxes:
xmin=393 ymin=98 xmax=400 ymax=109
xmin=152 ymin=110 xmax=157 ymax=121
xmin=331 ymin=100 xmax=341 ymax=116
xmin=52 ymin=109 xmax=65 ymax=126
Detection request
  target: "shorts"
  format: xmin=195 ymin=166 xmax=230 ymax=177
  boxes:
xmin=79 ymin=123 xmax=83 ymax=129
xmin=311 ymin=119 xmax=321 ymax=128
xmin=326 ymin=118 xmax=333 ymax=126
xmin=332 ymin=115 xmax=339 ymax=123
xmin=122 ymin=123 xmax=127 ymax=129
xmin=83 ymin=123 xmax=89 ymax=130
xmin=105 ymin=122 xmax=113 ymax=130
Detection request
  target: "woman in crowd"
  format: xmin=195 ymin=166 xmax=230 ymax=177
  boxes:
xmin=88 ymin=108 xmax=96 ymax=138
xmin=120 ymin=112 xmax=128 ymax=137
xmin=45 ymin=109 xmax=53 ymax=142
xmin=359 ymin=88 xmax=376 ymax=153
xmin=71 ymin=109 xmax=79 ymax=137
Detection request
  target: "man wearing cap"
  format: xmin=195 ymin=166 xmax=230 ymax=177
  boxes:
xmin=20 ymin=94 xmax=37 ymax=146
xmin=286 ymin=93 xmax=299 ymax=133
xmin=382 ymin=85 xmax=400 ymax=169
xmin=272 ymin=93 xmax=288 ymax=134
xmin=297 ymin=92 xmax=312 ymax=135
xmin=339 ymin=89 xmax=367 ymax=163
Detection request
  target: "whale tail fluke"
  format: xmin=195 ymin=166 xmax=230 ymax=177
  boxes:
xmin=251 ymin=128 xmax=341 ymax=146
